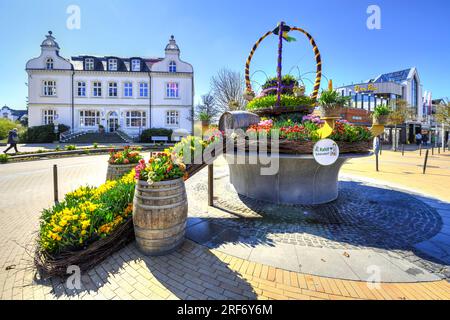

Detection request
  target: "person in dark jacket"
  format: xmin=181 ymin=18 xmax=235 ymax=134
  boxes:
xmin=3 ymin=128 xmax=19 ymax=154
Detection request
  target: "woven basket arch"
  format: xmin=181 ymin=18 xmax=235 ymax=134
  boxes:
xmin=244 ymin=25 xmax=322 ymax=101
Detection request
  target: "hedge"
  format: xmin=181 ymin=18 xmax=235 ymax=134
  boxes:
xmin=140 ymin=128 xmax=173 ymax=142
xmin=21 ymin=124 xmax=70 ymax=143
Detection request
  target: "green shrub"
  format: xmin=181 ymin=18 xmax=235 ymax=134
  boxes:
xmin=262 ymin=75 xmax=298 ymax=90
xmin=318 ymin=90 xmax=350 ymax=106
xmin=65 ymin=145 xmax=76 ymax=151
xmin=246 ymin=94 xmax=313 ymax=110
xmin=0 ymin=119 xmax=21 ymax=140
xmin=0 ymin=154 xmax=8 ymax=163
xmin=93 ymin=142 xmax=98 ymax=149
xmin=140 ymin=128 xmax=173 ymax=142
xmin=21 ymin=124 xmax=70 ymax=143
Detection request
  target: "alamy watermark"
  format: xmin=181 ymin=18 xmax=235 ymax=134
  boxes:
xmin=367 ymin=5 xmax=381 ymax=30
xmin=66 ymin=5 xmax=81 ymax=30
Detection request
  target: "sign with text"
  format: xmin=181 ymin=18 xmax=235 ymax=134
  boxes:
xmin=354 ymin=84 xmax=378 ymax=93
xmin=313 ymin=139 xmax=339 ymax=166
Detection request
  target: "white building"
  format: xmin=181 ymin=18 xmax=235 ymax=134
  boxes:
xmin=26 ymin=32 xmax=194 ymax=140
xmin=336 ymin=68 xmax=425 ymax=143
xmin=1 ymin=105 xmax=27 ymax=122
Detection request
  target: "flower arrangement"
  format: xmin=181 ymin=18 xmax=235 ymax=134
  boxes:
xmin=108 ymin=146 xmax=142 ymax=164
xmin=243 ymin=116 xmax=372 ymax=143
xmin=135 ymin=152 xmax=186 ymax=184
xmin=39 ymin=171 xmax=135 ymax=254
xmin=372 ymin=104 xmax=391 ymax=125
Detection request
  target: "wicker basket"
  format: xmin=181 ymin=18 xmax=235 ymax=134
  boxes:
xmin=232 ymin=138 xmax=372 ymax=154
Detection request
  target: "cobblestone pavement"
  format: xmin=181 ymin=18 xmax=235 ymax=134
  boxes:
xmin=0 ymin=154 xmax=449 ymax=300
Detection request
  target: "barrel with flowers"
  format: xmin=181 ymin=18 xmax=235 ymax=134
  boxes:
xmin=132 ymin=152 xmax=188 ymax=256
xmin=106 ymin=146 xmax=143 ymax=181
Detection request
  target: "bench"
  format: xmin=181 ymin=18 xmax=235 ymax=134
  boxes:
xmin=151 ymin=136 xmax=169 ymax=143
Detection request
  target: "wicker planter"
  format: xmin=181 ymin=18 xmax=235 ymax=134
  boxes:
xmin=106 ymin=162 xmax=136 ymax=181
xmin=320 ymin=105 xmax=342 ymax=118
xmin=231 ymin=138 xmax=372 ymax=154
xmin=372 ymin=115 xmax=389 ymax=125
xmin=251 ymin=105 xmax=315 ymax=117
xmin=133 ymin=178 xmax=188 ymax=256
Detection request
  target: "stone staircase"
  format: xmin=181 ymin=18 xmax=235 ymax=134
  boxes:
xmin=62 ymin=132 xmax=127 ymax=144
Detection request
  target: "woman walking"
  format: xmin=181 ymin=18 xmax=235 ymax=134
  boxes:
xmin=3 ymin=128 xmax=19 ymax=154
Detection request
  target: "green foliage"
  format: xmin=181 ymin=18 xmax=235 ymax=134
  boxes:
xmin=0 ymin=119 xmax=18 ymax=140
xmin=140 ymin=128 xmax=173 ymax=142
xmin=318 ymin=90 xmax=350 ymax=107
xmin=0 ymin=154 xmax=8 ymax=163
xmin=21 ymin=124 xmax=69 ymax=143
xmin=373 ymin=104 xmax=391 ymax=117
xmin=93 ymin=142 xmax=98 ymax=149
xmin=246 ymin=94 xmax=313 ymax=110
xmin=198 ymin=111 xmax=211 ymax=121
xmin=65 ymin=145 xmax=76 ymax=151
xmin=262 ymin=75 xmax=298 ymax=90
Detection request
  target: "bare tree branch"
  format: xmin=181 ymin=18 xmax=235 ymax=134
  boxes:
xmin=210 ymin=68 xmax=247 ymax=112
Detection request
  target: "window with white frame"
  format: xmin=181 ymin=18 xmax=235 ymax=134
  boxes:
xmin=43 ymin=80 xmax=56 ymax=96
xmin=46 ymin=58 xmax=54 ymax=70
xmin=166 ymin=82 xmax=179 ymax=98
xmin=79 ymin=110 xmax=100 ymax=127
xmin=126 ymin=111 xmax=146 ymax=127
xmin=108 ymin=82 xmax=118 ymax=97
xmin=77 ymin=81 xmax=86 ymax=97
xmin=131 ymin=59 xmax=141 ymax=71
xmin=108 ymin=58 xmax=118 ymax=71
xmin=124 ymin=82 xmax=133 ymax=97
xmin=166 ymin=110 xmax=179 ymax=126
xmin=85 ymin=58 xmax=94 ymax=70
xmin=139 ymin=82 xmax=148 ymax=97
xmin=169 ymin=61 xmax=176 ymax=73
xmin=43 ymin=109 xmax=55 ymax=125
xmin=93 ymin=82 xmax=102 ymax=97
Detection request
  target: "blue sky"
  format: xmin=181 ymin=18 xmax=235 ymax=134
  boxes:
xmin=0 ymin=0 xmax=449 ymax=110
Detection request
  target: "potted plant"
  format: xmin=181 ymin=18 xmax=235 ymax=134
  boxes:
xmin=106 ymin=146 xmax=142 ymax=181
xmin=133 ymin=152 xmax=188 ymax=255
xmin=318 ymin=89 xmax=350 ymax=118
xmin=372 ymin=105 xmax=391 ymax=125
xmin=199 ymin=111 xmax=212 ymax=134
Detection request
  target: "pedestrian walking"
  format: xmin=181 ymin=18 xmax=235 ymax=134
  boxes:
xmin=415 ymin=132 xmax=422 ymax=146
xmin=3 ymin=128 xmax=19 ymax=154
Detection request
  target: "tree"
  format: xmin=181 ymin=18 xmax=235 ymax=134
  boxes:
xmin=194 ymin=93 xmax=221 ymax=123
xmin=388 ymin=99 xmax=409 ymax=150
xmin=210 ymin=68 xmax=246 ymax=112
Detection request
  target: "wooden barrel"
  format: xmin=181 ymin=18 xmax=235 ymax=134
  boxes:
xmin=106 ymin=162 xmax=136 ymax=181
xmin=132 ymin=178 xmax=187 ymax=256
xmin=218 ymin=111 xmax=260 ymax=132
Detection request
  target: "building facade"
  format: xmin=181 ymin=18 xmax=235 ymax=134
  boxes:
xmin=1 ymin=105 xmax=27 ymax=122
xmin=336 ymin=68 xmax=426 ymax=144
xmin=26 ymin=32 xmax=194 ymax=139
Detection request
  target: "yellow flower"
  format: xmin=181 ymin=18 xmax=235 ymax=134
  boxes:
xmin=59 ymin=220 xmax=67 ymax=227
xmin=81 ymin=220 xmax=90 ymax=230
xmin=81 ymin=230 xmax=87 ymax=236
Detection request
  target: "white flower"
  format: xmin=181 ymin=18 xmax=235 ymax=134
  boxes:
xmin=147 ymin=178 xmax=154 ymax=185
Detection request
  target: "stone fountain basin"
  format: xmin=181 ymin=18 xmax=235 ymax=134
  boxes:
xmin=224 ymin=151 xmax=372 ymax=205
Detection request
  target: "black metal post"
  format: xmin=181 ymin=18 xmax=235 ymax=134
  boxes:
xmin=432 ymin=146 xmax=434 ymax=155
xmin=423 ymin=150 xmax=429 ymax=174
xmin=376 ymin=152 xmax=379 ymax=172
xmin=379 ymin=140 xmax=382 ymax=156
xmin=402 ymin=144 xmax=405 ymax=156
xmin=53 ymin=164 xmax=59 ymax=204
xmin=419 ymin=144 xmax=422 ymax=156
xmin=208 ymin=164 xmax=214 ymax=206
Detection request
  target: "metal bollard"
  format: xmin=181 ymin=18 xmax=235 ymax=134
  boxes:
xmin=419 ymin=145 xmax=422 ymax=156
xmin=376 ymin=152 xmax=379 ymax=172
xmin=208 ymin=164 xmax=214 ymax=206
xmin=53 ymin=164 xmax=59 ymax=204
xmin=423 ymin=150 xmax=429 ymax=174
xmin=402 ymin=144 xmax=405 ymax=156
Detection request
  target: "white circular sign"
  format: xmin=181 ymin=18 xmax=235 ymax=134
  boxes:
xmin=313 ymin=139 xmax=339 ymax=166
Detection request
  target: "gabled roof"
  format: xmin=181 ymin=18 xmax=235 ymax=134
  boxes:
xmin=372 ymin=68 xmax=414 ymax=84
xmin=1 ymin=106 xmax=27 ymax=118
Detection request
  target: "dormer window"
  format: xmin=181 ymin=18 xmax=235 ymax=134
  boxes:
xmin=85 ymin=58 xmax=94 ymax=70
xmin=108 ymin=59 xmax=118 ymax=71
xmin=46 ymin=58 xmax=54 ymax=70
xmin=131 ymin=59 xmax=141 ymax=72
xmin=169 ymin=61 xmax=177 ymax=73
